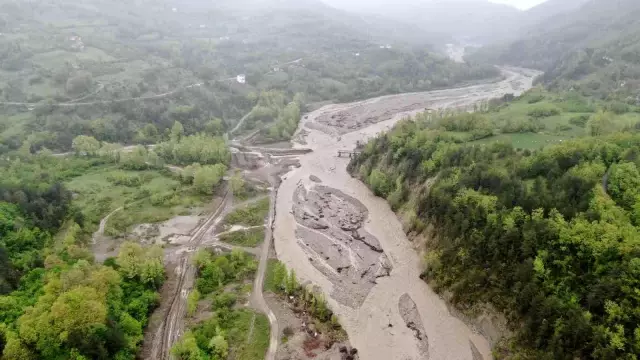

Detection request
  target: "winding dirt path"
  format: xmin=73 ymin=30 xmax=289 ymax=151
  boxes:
xmin=0 ymin=83 xmax=204 ymax=107
xmin=146 ymin=190 xmax=278 ymax=359
xmin=250 ymin=183 xmax=279 ymax=360
xmin=148 ymin=189 xmax=232 ymax=360
xmin=272 ymin=67 xmax=541 ymax=360
xmin=91 ymin=206 xmax=122 ymax=244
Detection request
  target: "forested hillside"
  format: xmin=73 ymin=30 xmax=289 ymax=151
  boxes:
xmin=0 ymin=154 xmax=166 ymax=359
xmin=0 ymin=0 xmax=497 ymax=153
xmin=349 ymin=113 xmax=640 ymax=359
xmin=471 ymin=0 xmax=640 ymax=99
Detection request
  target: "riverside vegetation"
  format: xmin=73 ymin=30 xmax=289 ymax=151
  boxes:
xmin=349 ymin=99 xmax=640 ymax=358
xmin=350 ymin=1 xmax=640 ymax=358
xmin=172 ymin=250 xmax=269 ymax=360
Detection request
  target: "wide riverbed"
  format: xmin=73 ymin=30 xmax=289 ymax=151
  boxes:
xmin=273 ymin=67 xmax=540 ymax=360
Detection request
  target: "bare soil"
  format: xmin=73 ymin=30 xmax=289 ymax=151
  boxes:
xmin=265 ymin=293 xmax=357 ymax=360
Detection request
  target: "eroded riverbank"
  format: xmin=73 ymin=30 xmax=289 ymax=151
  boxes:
xmin=272 ymin=67 xmax=540 ymax=360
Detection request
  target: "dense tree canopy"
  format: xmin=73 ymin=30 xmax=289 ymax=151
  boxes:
xmin=350 ymin=114 xmax=640 ymax=359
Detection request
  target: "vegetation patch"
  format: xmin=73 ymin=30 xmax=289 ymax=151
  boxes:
xmin=223 ymin=198 xmax=270 ymax=227
xmin=350 ymin=113 xmax=640 ymax=359
xmin=265 ymin=261 xmax=346 ymax=342
xmin=172 ymin=250 xmax=269 ymax=360
xmin=65 ymin=164 xmax=207 ymax=236
xmin=219 ymin=228 xmax=265 ymax=247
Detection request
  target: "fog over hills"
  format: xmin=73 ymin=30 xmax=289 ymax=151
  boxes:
xmin=320 ymin=0 xmax=591 ymax=44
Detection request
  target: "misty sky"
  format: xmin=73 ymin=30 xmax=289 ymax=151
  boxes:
xmin=322 ymin=0 xmax=550 ymax=11
xmin=489 ymin=0 xmax=547 ymax=10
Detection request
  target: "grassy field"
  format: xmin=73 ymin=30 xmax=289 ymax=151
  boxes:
xmin=455 ymin=88 xmax=640 ymax=149
xmin=472 ymin=133 xmax=571 ymax=150
xmin=224 ymin=197 xmax=270 ymax=227
xmin=228 ymin=310 xmax=270 ymax=360
xmin=219 ymin=228 xmax=265 ymax=247
xmin=65 ymin=165 xmax=207 ymax=235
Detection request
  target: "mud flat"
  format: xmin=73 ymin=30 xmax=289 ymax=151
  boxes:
xmin=273 ymin=67 xmax=540 ymax=360
xmin=308 ymin=67 xmax=539 ymax=136
xmin=292 ymin=185 xmax=391 ymax=308
xmin=399 ymin=294 xmax=430 ymax=358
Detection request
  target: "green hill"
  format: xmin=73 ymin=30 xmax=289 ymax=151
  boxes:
xmin=0 ymin=0 xmax=498 ymax=153
xmin=471 ymin=0 xmax=640 ymax=99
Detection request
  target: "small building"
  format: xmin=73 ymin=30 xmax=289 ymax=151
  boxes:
xmin=273 ymin=66 xmax=280 ymax=72
xmin=171 ymin=7 xmax=177 ymax=12
xmin=199 ymin=24 xmax=206 ymax=29
xmin=236 ymin=74 xmax=246 ymax=84
xmin=354 ymin=53 xmax=360 ymax=57
xmin=69 ymin=36 xmax=85 ymax=51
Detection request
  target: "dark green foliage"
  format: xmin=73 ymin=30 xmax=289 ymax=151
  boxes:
xmin=350 ymin=123 xmax=640 ymax=359
xmin=194 ymin=250 xmax=257 ymax=296
xmin=0 ymin=156 xmax=163 ymax=359
xmin=570 ymin=114 xmax=591 ymax=127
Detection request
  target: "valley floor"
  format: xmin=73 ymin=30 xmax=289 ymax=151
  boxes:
xmin=271 ymin=67 xmax=539 ymax=360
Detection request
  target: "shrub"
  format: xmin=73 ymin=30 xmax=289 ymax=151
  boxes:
xmin=527 ymin=105 xmax=561 ymax=118
xmin=569 ymin=114 xmax=590 ymax=127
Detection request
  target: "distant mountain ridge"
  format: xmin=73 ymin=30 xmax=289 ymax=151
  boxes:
xmin=470 ymin=0 xmax=640 ymax=98
xmin=320 ymin=0 xmax=591 ymax=44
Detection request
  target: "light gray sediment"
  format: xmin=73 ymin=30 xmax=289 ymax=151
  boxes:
xmin=399 ymin=293 xmax=430 ymax=359
xmin=292 ymin=184 xmax=391 ymax=308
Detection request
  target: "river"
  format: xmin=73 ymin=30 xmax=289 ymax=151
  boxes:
xmin=272 ymin=67 xmax=541 ymax=360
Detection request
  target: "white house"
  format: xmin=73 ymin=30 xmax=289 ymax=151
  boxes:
xmin=236 ymin=74 xmax=246 ymax=84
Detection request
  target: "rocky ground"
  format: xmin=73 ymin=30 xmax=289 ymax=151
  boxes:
xmin=292 ymin=184 xmax=391 ymax=308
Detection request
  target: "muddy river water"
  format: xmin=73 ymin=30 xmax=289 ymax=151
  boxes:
xmin=272 ymin=67 xmax=541 ymax=360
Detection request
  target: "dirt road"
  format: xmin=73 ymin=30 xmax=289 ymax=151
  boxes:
xmin=147 ymin=189 xmax=232 ymax=360
xmin=0 ymin=83 xmax=204 ymax=108
xmin=249 ymin=184 xmax=279 ymax=360
xmin=272 ymin=67 xmax=541 ymax=360
xmin=146 ymin=190 xmax=279 ymax=360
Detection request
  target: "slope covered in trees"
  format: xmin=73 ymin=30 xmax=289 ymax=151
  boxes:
xmin=0 ymin=153 xmax=166 ymax=359
xmin=349 ymin=108 xmax=640 ymax=358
